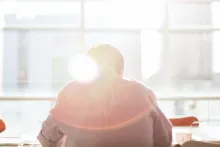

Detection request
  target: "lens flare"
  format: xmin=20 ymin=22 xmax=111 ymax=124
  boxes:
xmin=68 ymin=55 xmax=99 ymax=83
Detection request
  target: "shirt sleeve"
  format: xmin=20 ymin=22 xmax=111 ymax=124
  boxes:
xmin=37 ymin=115 xmax=64 ymax=147
xmin=152 ymin=106 xmax=173 ymax=147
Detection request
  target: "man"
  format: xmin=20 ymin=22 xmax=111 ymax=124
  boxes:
xmin=38 ymin=44 xmax=172 ymax=147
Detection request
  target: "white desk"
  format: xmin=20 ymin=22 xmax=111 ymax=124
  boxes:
xmin=173 ymin=125 xmax=220 ymax=141
xmin=0 ymin=137 xmax=39 ymax=146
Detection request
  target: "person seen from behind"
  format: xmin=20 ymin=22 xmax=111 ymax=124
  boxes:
xmin=38 ymin=44 xmax=172 ymax=147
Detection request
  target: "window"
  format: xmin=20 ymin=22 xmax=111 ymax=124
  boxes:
xmin=85 ymin=0 xmax=164 ymax=29
xmin=141 ymin=30 xmax=162 ymax=82
xmin=1 ymin=1 xmax=81 ymax=96
xmin=1 ymin=0 xmax=166 ymax=96
xmin=0 ymin=1 xmax=81 ymax=136
xmin=212 ymin=2 xmax=220 ymax=75
xmin=146 ymin=1 xmax=220 ymax=96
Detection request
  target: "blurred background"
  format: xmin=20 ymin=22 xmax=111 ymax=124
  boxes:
xmin=0 ymin=0 xmax=220 ymax=138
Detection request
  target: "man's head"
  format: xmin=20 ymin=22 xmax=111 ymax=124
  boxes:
xmin=87 ymin=44 xmax=124 ymax=76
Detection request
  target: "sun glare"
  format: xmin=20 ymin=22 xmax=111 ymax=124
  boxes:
xmin=68 ymin=55 xmax=99 ymax=83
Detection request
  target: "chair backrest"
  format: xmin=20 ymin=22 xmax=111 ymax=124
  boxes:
xmin=182 ymin=141 xmax=220 ymax=147
xmin=0 ymin=119 xmax=6 ymax=133
xmin=169 ymin=116 xmax=199 ymax=127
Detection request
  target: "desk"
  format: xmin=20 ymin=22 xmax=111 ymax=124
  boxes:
xmin=173 ymin=125 xmax=220 ymax=141
xmin=0 ymin=137 xmax=39 ymax=147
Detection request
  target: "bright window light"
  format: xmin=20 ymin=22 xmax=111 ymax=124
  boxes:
xmin=141 ymin=30 xmax=162 ymax=80
xmin=213 ymin=31 xmax=220 ymax=73
xmin=111 ymin=0 xmax=164 ymax=28
xmin=68 ymin=55 xmax=100 ymax=83
xmin=212 ymin=2 xmax=220 ymax=28
xmin=3 ymin=1 xmax=80 ymax=19
xmin=85 ymin=0 xmax=164 ymax=28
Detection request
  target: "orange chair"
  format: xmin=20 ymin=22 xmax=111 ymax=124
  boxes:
xmin=169 ymin=116 xmax=199 ymax=127
xmin=0 ymin=119 xmax=6 ymax=133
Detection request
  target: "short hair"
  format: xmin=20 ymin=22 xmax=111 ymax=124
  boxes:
xmin=87 ymin=44 xmax=124 ymax=75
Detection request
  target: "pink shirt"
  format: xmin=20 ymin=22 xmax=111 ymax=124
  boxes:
xmin=38 ymin=78 xmax=172 ymax=147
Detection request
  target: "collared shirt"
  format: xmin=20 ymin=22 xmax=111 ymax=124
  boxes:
xmin=38 ymin=78 xmax=172 ymax=147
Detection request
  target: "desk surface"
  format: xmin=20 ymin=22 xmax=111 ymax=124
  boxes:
xmin=0 ymin=137 xmax=39 ymax=146
xmin=173 ymin=125 xmax=220 ymax=141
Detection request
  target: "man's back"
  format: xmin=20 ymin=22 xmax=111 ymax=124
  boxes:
xmin=38 ymin=77 xmax=172 ymax=147
xmin=57 ymin=114 xmax=154 ymax=147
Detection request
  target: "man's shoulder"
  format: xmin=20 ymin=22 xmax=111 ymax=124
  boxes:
xmin=59 ymin=81 xmax=85 ymax=92
xmin=56 ymin=81 xmax=86 ymax=100
xmin=122 ymin=79 xmax=157 ymax=105
xmin=123 ymin=79 xmax=154 ymax=93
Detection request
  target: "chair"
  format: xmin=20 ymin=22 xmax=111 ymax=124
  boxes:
xmin=182 ymin=140 xmax=220 ymax=147
xmin=0 ymin=119 xmax=6 ymax=133
xmin=169 ymin=116 xmax=199 ymax=127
